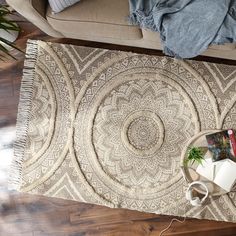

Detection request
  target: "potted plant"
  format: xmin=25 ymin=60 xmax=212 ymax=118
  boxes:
xmin=0 ymin=4 xmax=21 ymax=60
xmin=184 ymin=146 xmax=205 ymax=167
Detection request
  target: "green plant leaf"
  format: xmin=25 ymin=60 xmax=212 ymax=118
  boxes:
xmin=185 ymin=146 xmax=204 ymax=167
xmin=0 ymin=43 xmax=16 ymax=59
xmin=0 ymin=37 xmax=23 ymax=55
xmin=0 ymin=4 xmax=22 ymax=61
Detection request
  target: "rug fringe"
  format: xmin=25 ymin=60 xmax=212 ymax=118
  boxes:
xmin=8 ymin=40 xmax=38 ymax=191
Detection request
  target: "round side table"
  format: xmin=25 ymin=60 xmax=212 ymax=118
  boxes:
xmin=180 ymin=130 xmax=230 ymax=196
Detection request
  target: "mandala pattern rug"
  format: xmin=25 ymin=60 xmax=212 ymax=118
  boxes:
xmin=10 ymin=40 xmax=236 ymax=222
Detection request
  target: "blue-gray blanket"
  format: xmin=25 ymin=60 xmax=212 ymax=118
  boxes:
xmin=129 ymin=0 xmax=236 ymax=58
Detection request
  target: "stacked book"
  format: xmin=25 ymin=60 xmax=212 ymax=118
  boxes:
xmin=196 ymin=129 xmax=236 ymax=192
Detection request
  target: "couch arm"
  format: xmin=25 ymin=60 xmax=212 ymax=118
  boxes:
xmin=6 ymin=0 xmax=63 ymax=37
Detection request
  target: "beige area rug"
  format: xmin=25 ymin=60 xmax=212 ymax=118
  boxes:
xmin=10 ymin=40 xmax=236 ymax=222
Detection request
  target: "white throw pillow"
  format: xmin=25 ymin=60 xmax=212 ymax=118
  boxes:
xmin=48 ymin=0 xmax=81 ymax=13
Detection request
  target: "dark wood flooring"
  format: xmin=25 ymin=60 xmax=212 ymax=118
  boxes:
xmin=1 ymin=10 xmax=236 ymax=236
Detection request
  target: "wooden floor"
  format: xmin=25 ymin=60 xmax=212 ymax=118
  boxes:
xmin=1 ymin=10 xmax=236 ymax=236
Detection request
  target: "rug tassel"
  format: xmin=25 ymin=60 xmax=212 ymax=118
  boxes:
xmin=8 ymin=40 xmax=38 ymax=191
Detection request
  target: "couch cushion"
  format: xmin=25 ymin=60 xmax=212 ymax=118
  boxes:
xmin=46 ymin=0 xmax=142 ymax=40
xmin=142 ymin=28 xmax=236 ymax=52
xmin=141 ymin=29 xmax=163 ymax=48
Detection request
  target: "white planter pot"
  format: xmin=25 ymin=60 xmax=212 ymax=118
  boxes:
xmin=0 ymin=27 xmax=19 ymax=43
xmin=0 ymin=22 xmax=19 ymax=50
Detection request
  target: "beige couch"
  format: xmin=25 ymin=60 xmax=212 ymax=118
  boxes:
xmin=7 ymin=0 xmax=236 ymax=60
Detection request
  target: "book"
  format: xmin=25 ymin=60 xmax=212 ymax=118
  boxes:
xmin=214 ymin=160 xmax=236 ymax=192
xmin=196 ymin=153 xmax=236 ymax=192
xmin=206 ymin=130 xmax=236 ymax=162
xmin=195 ymin=152 xmax=214 ymax=180
xmin=228 ymin=129 xmax=236 ymax=157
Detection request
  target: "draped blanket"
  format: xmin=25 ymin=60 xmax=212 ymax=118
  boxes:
xmin=129 ymin=0 xmax=236 ymax=58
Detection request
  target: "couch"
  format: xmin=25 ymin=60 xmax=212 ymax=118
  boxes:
xmin=6 ymin=0 xmax=236 ymax=60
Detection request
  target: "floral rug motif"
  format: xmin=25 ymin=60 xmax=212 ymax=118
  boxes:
xmin=11 ymin=40 xmax=236 ymax=222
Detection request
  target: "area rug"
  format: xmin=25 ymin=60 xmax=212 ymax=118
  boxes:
xmin=10 ymin=40 xmax=236 ymax=222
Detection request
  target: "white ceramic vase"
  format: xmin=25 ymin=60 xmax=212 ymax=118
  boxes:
xmin=0 ymin=23 xmax=19 ymax=49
